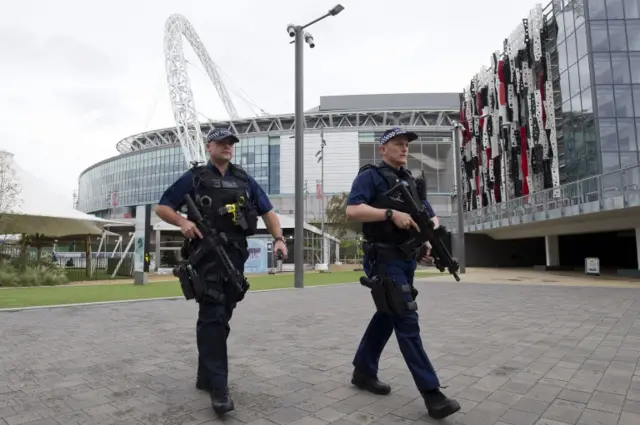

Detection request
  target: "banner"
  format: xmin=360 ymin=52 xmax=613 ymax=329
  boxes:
xmin=244 ymin=238 xmax=269 ymax=274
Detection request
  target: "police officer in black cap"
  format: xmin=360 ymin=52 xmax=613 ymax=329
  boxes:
xmin=156 ymin=128 xmax=288 ymax=415
xmin=345 ymin=127 xmax=460 ymax=420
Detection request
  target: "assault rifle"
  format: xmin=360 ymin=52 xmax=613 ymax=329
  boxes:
xmin=173 ymin=194 xmax=250 ymax=302
xmin=385 ymin=182 xmax=461 ymax=282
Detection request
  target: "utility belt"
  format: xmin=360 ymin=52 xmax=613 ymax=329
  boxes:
xmin=363 ymin=241 xmax=420 ymax=262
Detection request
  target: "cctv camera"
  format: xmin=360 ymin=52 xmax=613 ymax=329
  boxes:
xmin=286 ymin=24 xmax=295 ymax=37
xmin=304 ymin=32 xmax=315 ymax=48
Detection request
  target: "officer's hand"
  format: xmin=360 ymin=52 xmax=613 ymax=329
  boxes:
xmin=180 ymin=220 xmax=203 ymax=239
xmin=274 ymin=240 xmax=288 ymax=259
xmin=391 ymin=210 xmax=420 ymax=232
xmin=420 ymin=241 xmax=432 ymax=262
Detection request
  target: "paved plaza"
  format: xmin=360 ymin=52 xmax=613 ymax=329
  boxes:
xmin=2 ymin=279 xmax=640 ymax=425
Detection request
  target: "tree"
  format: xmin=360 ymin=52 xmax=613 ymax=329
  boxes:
xmin=325 ymin=192 xmax=361 ymax=238
xmin=0 ymin=151 xmax=22 ymax=220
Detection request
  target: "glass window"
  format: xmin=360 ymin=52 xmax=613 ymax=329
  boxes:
xmin=618 ymin=118 xmax=638 ymax=150
xmin=599 ymin=118 xmax=619 ymax=151
xmin=576 ymin=24 xmax=588 ymax=59
xmin=569 ymin=63 xmax=581 ymax=96
xmin=359 ymin=143 xmax=376 ymax=159
xmin=556 ymin=5 xmax=566 ymax=39
xmin=570 ymin=94 xmax=581 ymax=112
xmin=627 ymin=20 xmax=640 ymax=50
xmin=590 ymin=0 xmax=608 ymax=19
xmin=557 ymin=41 xmax=568 ymax=72
xmin=633 ymin=86 xmax=640 ymax=115
xmin=590 ymin=21 xmax=609 ymax=51
xmin=581 ymin=87 xmax=593 ymax=113
xmin=576 ymin=4 xmax=586 ymax=28
xmin=620 ymin=151 xmax=639 ymax=167
xmin=596 ymin=85 xmax=616 ymax=117
xmin=593 ymin=53 xmax=613 ymax=84
xmin=561 ymin=71 xmax=571 ymax=100
xmin=609 ymin=21 xmax=628 ymax=51
xmin=565 ymin=5 xmax=576 ymax=35
xmin=567 ymin=33 xmax=578 ymax=66
xmin=602 ymin=152 xmax=621 ymax=172
xmin=615 ymin=85 xmax=634 ymax=116
xmin=630 ymin=53 xmax=640 ymax=83
xmin=563 ymin=99 xmax=572 ymax=115
xmin=578 ymin=56 xmax=591 ymax=91
xmin=625 ymin=0 xmax=640 ymax=18
xmin=611 ymin=53 xmax=632 ymax=83
xmin=607 ymin=0 xmax=626 ymax=18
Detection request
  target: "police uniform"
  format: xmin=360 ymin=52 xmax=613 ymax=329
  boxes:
xmin=346 ymin=128 xmax=460 ymax=420
xmin=158 ymin=129 xmax=274 ymax=414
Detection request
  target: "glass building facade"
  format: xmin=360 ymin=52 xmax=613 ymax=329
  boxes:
xmin=555 ymin=0 xmax=640 ymax=183
xmin=77 ymin=137 xmax=281 ymax=214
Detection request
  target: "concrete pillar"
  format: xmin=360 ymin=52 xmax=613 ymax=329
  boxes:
xmin=323 ymin=236 xmax=330 ymax=265
xmin=334 ymin=241 xmax=341 ymax=264
xmin=154 ymin=229 xmax=161 ymax=272
xmin=545 ymin=235 xmax=560 ymax=267
xmin=636 ymin=227 xmax=640 ymax=270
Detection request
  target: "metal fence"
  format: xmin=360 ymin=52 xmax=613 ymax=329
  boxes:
xmin=439 ymin=163 xmax=640 ymax=233
xmin=0 ymin=244 xmax=134 ymax=284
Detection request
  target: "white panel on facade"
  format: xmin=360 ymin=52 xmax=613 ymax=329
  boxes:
xmin=280 ymin=131 xmax=359 ymax=195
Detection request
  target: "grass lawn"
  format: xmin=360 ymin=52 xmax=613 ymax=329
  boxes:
xmin=0 ymin=270 xmax=438 ymax=309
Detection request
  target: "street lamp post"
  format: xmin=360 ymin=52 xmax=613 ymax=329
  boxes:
xmin=287 ymin=4 xmax=344 ymax=289
xmin=452 ymin=121 xmax=466 ymax=274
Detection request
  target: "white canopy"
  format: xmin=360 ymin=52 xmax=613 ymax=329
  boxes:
xmin=0 ymin=151 xmax=121 ymax=237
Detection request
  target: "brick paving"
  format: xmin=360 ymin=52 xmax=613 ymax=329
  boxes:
xmin=2 ymin=280 xmax=640 ymax=425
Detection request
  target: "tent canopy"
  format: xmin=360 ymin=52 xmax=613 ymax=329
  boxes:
xmin=0 ymin=151 xmax=123 ymax=238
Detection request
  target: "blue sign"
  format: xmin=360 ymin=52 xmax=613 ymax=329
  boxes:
xmin=244 ymin=238 xmax=269 ymax=274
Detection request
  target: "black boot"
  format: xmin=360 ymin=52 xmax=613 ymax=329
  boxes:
xmin=351 ymin=370 xmax=391 ymax=395
xmin=195 ymin=376 xmax=210 ymax=391
xmin=210 ymin=387 xmax=234 ymax=415
xmin=422 ymin=388 xmax=460 ymax=420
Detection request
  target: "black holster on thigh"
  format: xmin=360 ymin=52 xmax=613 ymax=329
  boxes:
xmin=359 ymin=243 xmax=418 ymax=314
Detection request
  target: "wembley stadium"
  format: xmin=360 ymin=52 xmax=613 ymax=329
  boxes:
xmin=77 ymin=92 xmax=461 ymax=225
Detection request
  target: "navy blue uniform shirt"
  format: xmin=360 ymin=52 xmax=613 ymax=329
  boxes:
xmin=347 ymin=166 xmax=436 ymax=217
xmin=158 ymin=162 xmax=273 ymax=216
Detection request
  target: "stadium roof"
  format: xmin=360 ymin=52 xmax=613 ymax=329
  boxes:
xmin=112 ymin=92 xmax=461 ymax=155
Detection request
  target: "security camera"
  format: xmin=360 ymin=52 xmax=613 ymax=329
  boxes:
xmin=304 ymin=32 xmax=315 ymax=48
xmin=286 ymin=24 xmax=295 ymax=37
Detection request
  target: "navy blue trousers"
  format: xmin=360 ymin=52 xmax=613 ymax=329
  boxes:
xmin=352 ymin=255 xmax=441 ymax=392
xmin=195 ymin=246 xmax=247 ymax=391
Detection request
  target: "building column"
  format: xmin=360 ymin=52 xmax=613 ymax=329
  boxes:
xmin=334 ymin=241 xmax=341 ymax=264
xmin=636 ymin=227 xmax=640 ymax=270
xmin=545 ymin=235 xmax=560 ymax=268
xmin=154 ymin=229 xmax=161 ymax=272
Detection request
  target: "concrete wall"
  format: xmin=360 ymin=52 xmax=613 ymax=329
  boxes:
xmin=465 ymin=234 xmax=546 ymax=267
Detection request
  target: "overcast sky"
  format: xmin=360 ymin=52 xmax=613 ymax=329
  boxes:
xmin=1 ymin=0 xmax=539 ymax=199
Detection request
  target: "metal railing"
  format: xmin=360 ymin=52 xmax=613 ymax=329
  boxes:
xmin=440 ymin=163 xmax=640 ymax=233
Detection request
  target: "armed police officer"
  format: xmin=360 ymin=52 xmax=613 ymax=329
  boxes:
xmin=155 ymin=129 xmax=288 ymax=415
xmin=345 ymin=128 xmax=460 ymax=420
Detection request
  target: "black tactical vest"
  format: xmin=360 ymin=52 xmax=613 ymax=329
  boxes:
xmin=361 ymin=162 xmax=423 ymax=245
xmin=187 ymin=163 xmax=258 ymax=239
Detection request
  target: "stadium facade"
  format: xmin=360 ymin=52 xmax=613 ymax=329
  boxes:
xmin=77 ymin=93 xmax=461 ymax=221
xmin=76 ymin=93 xmax=461 ymax=267
xmin=451 ymin=0 xmax=640 ymax=274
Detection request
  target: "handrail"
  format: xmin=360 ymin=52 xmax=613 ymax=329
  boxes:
xmin=439 ymin=163 xmax=640 ymax=232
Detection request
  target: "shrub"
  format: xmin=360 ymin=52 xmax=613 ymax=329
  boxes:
xmin=0 ymin=262 xmax=69 ymax=287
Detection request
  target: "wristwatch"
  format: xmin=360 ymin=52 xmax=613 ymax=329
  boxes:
xmin=385 ymin=209 xmax=393 ymax=221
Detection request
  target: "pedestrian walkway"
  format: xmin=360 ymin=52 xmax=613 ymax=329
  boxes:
xmin=1 ymin=279 xmax=640 ymax=424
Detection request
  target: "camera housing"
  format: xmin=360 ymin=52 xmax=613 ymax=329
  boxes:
xmin=304 ymin=32 xmax=315 ymax=48
xmin=286 ymin=24 xmax=295 ymax=37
